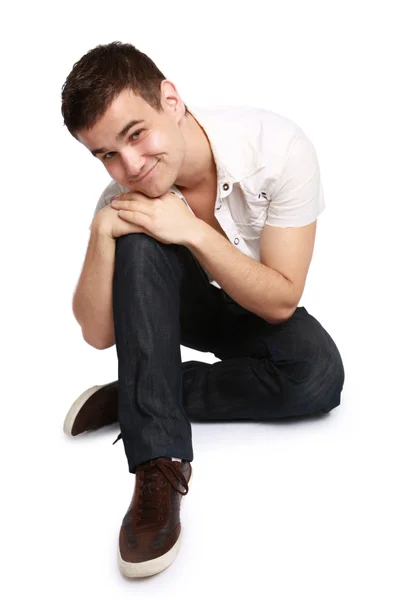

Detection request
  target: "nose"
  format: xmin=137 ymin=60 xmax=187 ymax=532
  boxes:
xmin=120 ymin=150 xmax=145 ymax=179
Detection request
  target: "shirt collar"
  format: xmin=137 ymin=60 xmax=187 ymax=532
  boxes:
xmin=187 ymin=106 xmax=267 ymax=194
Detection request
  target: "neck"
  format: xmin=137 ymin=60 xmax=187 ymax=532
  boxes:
xmin=174 ymin=111 xmax=216 ymax=191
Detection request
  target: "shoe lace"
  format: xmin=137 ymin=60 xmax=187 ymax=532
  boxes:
xmin=136 ymin=458 xmax=189 ymax=525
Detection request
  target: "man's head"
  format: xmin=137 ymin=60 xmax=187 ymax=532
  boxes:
xmin=61 ymin=42 xmax=190 ymax=196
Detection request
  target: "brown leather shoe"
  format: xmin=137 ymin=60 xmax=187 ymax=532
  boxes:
xmin=63 ymin=381 xmax=119 ymax=436
xmin=118 ymin=457 xmax=192 ymax=578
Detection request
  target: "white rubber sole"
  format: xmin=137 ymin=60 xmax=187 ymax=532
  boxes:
xmin=63 ymin=383 xmax=110 ymax=436
xmin=118 ymin=469 xmax=193 ymax=578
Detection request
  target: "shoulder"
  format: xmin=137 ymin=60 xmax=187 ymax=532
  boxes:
xmin=97 ymin=179 xmax=128 ymax=205
xmin=89 ymin=180 xmax=128 ymax=229
xmin=194 ymin=105 xmax=301 ymax=143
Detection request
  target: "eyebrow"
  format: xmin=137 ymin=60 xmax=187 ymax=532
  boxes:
xmin=90 ymin=119 xmax=145 ymax=156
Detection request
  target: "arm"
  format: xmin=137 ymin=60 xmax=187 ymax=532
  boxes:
xmin=186 ymin=223 xmax=294 ymax=324
xmin=72 ymin=220 xmax=116 ymax=349
xmin=259 ymin=220 xmax=316 ymax=313
xmin=185 ymin=220 xmax=317 ymax=325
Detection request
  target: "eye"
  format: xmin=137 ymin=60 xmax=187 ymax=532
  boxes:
xmin=103 ymin=130 xmax=144 ymax=160
xmin=130 ymin=129 xmax=144 ymax=141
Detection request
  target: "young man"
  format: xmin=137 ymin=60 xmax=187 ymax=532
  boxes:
xmin=61 ymin=42 xmax=345 ymax=579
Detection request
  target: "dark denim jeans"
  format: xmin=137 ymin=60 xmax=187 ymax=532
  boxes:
xmin=112 ymin=233 xmax=345 ymax=473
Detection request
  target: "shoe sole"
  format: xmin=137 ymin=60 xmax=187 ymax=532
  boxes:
xmin=118 ymin=469 xmax=193 ymax=578
xmin=63 ymin=383 xmax=111 ymax=436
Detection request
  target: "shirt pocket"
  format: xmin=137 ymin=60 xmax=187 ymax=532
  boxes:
xmin=233 ymin=192 xmax=270 ymax=240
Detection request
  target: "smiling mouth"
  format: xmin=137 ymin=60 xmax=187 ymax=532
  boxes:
xmin=135 ymin=161 xmax=159 ymax=182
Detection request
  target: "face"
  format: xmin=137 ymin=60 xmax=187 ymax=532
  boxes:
xmin=76 ymin=83 xmax=187 ymax=197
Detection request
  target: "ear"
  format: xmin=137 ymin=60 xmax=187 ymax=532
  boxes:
xmin=160 ymin=80 xmax=185 ymax=122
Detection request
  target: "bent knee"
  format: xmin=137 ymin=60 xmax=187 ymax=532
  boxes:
xmin=282 ymin=334 xmax=345 ymax=414
xmin=305 ymin=337 xmax=345 ymax=412
xmin=115 ymin=231 xmax=157 ymax=254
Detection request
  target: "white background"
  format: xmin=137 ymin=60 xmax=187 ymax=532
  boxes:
xmin=1 ymin=0 xmax=399 ymax=598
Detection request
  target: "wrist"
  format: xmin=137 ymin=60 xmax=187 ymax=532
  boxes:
xmin=183 ymin=220 xmax=208 ymax=250
xmin=92 ymin=214 xmax=114 ymax=241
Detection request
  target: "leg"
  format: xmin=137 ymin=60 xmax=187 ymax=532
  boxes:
xmin=112 ymin=233 xmax=225 ymax=473
xmin=113 ymin=233 xmax=222 ymax=578
xmin=181 ymin=295 xmax=345 ymax=421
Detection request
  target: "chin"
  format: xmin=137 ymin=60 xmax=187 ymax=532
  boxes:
xmin=146 ymin=180 xmax=174 ymax=198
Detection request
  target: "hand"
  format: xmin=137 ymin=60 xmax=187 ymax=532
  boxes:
xmin=92 ymin=203 xmax=147 ymax=239
xmin=110 ymin=191 xmax=201 ymax=245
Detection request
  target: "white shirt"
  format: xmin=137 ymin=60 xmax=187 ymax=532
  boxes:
xmin=90 ymin=105 xmax=325 ymax=289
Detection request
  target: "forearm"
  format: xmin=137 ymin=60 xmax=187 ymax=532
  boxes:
xmin=72 ymin=224 xmax=116 ymax=348
xmin=185 ymin=222 xmax=295 ymax=324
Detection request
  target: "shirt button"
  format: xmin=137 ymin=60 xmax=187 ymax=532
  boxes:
xmin=234 ymin=237 xmax=239 ymax=245
xmin=222 ymin=183 xmax=229 ymax=191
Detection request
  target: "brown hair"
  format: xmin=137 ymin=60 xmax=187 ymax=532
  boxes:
xmin=61 ymin=41 xmax=186 ymax=138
